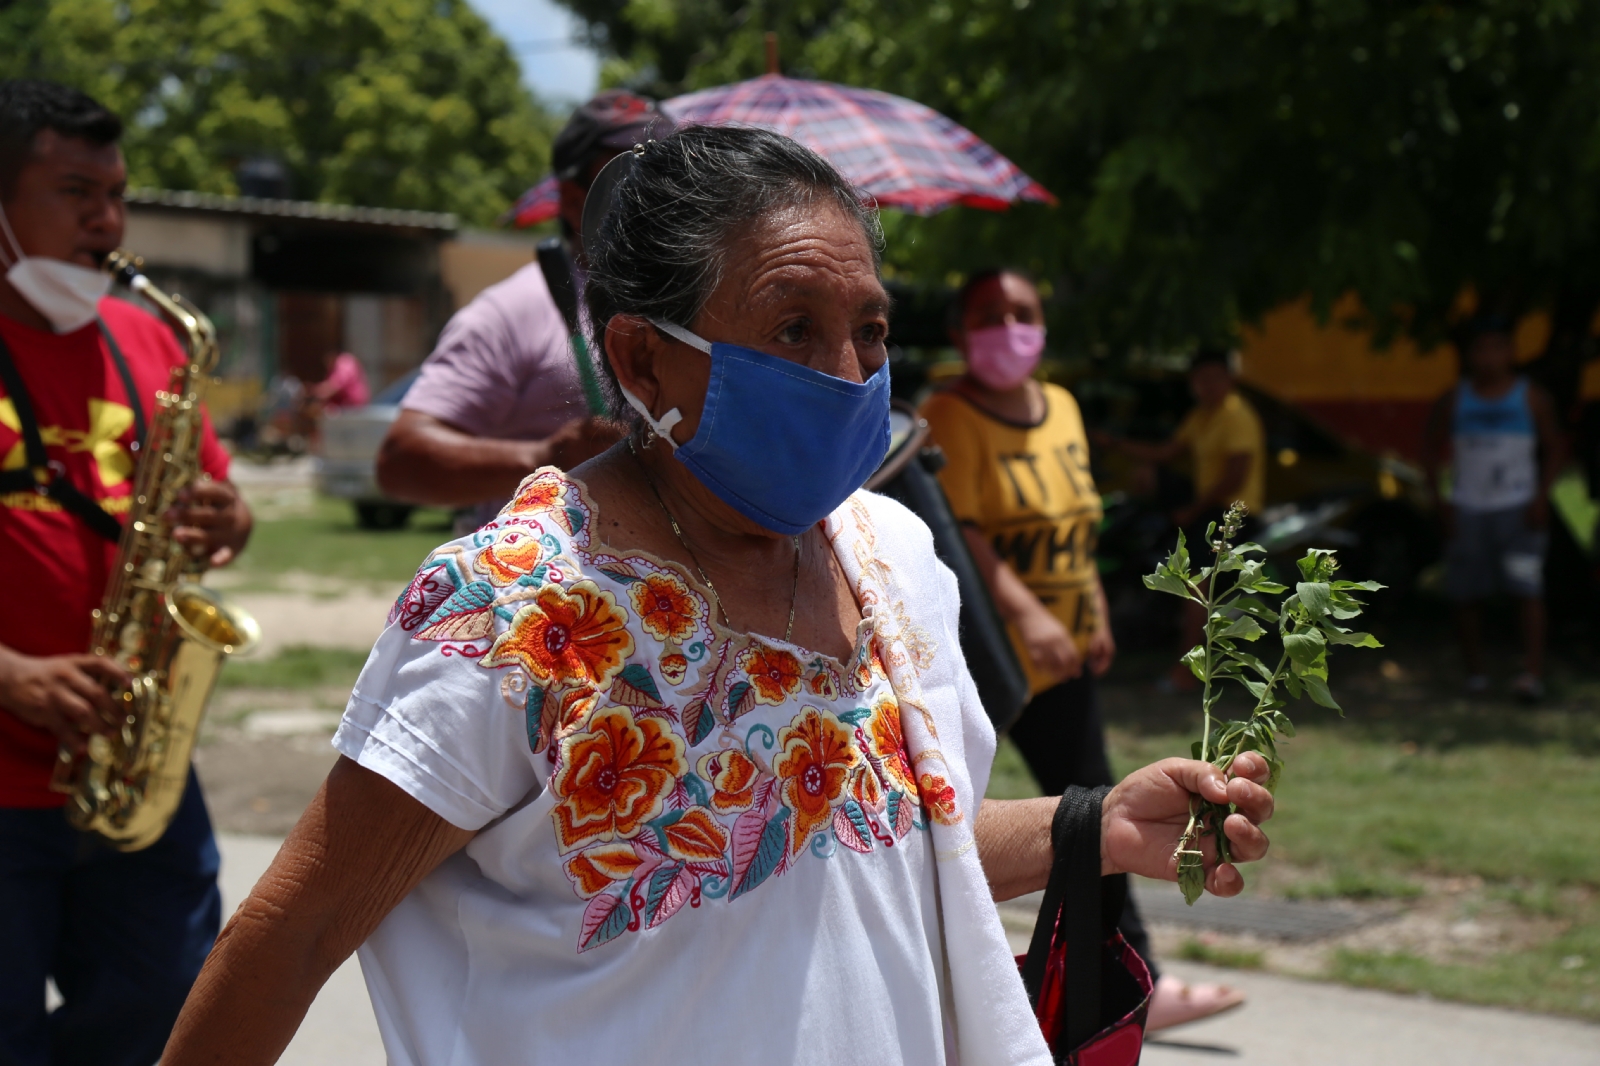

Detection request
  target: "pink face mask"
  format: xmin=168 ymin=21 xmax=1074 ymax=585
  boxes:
xmin=965 ymin=322 xmax=1046 ymax=390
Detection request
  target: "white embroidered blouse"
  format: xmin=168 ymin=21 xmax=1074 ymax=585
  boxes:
xmin=334 ymin=469 xmax=1051 ymax=1066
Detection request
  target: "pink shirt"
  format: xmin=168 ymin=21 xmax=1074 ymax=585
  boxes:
xmin=314 ymin=352 xmax=370 ymax=410
xmin=404 ymin=259 xmax=585 ymax=464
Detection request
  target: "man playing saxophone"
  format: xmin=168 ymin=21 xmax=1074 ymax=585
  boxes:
xmin=0 ymin=80 xmax=253 ymax=1066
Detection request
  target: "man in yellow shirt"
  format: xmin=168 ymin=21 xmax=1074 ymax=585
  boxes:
xmin=1102 ymin=348 xmax=1266 ymax=690
xmin=922 ymin=270 xmax=1245 ymax=1032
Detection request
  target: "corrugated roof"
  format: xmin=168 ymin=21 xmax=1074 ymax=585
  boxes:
xmin=125 ymin=188 xmax=457 ymax=232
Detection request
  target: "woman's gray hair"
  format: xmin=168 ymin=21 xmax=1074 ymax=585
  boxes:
xmin=583 ymin=124 xmax=882 ymax=416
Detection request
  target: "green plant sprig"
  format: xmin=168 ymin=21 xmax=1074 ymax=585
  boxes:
xmin=1143 ymin=502 xmax=1385 ymax=904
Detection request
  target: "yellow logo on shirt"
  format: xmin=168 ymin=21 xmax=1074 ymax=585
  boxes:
xmin=0 ymin=397 xmax=136 ymax=487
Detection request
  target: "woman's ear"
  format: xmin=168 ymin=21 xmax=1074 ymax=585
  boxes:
xmin=605 ymin=315 xmax=666 ymax=412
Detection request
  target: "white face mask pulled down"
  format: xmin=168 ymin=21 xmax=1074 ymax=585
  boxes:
xmin=0 ymin=203 xmax=110 ymax=334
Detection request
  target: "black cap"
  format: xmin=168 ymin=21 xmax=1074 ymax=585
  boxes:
xmin=552 ymin=90 xmax=672 ymax=184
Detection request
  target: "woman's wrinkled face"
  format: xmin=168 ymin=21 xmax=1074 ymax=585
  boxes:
xmin=645 ymin=201 xmax=889 ymax=439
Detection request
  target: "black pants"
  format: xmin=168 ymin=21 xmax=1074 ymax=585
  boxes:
xmin=0 ymin=770 xmax=221 ymax=1066
xmin=1009 ymin=674 xmax=1160 ymax=981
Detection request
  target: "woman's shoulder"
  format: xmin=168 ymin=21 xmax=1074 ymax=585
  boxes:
xmin=387 ymin=468 xmax=598 ymax=634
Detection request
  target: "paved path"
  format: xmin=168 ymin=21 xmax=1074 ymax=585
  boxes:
xmin=217 ymin=836 xmax=1600 ymax=1066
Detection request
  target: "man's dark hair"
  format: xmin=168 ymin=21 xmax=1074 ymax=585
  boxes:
xmin=1188 ymin=347 xmax=1232 ymax=373
xmin=0 ymin=79 xmax=122 ymax=198
xmin=583 ymin=125 xmax=880 ymax=419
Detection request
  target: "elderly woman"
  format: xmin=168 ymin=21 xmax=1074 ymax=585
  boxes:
xmin=163 ymin=127 xmax=1272 ymax=1066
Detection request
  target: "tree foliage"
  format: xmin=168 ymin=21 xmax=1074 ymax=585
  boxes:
xmin=558 ymin=0 xmax=1600 ymax=354
xmin=2 ymin=0 xmax=556 ymax=225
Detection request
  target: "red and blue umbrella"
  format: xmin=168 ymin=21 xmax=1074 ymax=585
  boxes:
xmin=506 ymin=74 xmax=1053 ymax=225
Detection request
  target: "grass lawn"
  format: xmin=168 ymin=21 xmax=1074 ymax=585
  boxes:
xmin=229 ymin=497 xmax=456 ymax=586
xmin=217 ymin=645 xmax=373 ymax=691
xmin=985 ymin=683 xmax=1600 ymax=1019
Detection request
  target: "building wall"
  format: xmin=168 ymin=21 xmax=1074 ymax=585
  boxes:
xmin=1238 ymin=294 xmax=1553 ymax=461
xmin=440 ymin=230 xmax=539 ymax=310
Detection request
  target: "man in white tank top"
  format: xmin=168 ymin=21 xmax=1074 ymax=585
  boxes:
xmin=1424 ymin=316 xmax=1564 ymax=701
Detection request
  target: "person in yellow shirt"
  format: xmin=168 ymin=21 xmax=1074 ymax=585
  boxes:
xmin=1101 ymin=348 xmax=1266 ymax=691
xmin=922 ymin=269 xmax=1244 ymax=1032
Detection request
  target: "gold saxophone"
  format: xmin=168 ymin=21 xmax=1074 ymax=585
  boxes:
xmin=49 ymin=250 xmax=261 ymax=851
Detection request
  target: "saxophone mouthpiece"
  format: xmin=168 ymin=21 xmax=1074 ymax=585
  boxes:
xmin=103 ymin=249 xmax=149 ymax=292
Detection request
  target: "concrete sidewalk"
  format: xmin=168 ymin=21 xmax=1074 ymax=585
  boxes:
xmin=217 ymin=835 xmax=1600 ymax=1065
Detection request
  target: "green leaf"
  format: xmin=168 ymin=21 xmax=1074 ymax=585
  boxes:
xmin=1217 ymin=615 xmax=1266 ymax=641
xmin=1252 ymin=580 xmax=1288 ymax=595
xmin=1332 ymin=580 xmax=1385 ymax=591
xmin=1296 ymin=582 xmax=1333 ymax=617
xmin=1226 ymin=650 xmax=1275 ymax=681
xmin=1181 ymin=644 xmax=1208 ymax=681
xmin=1284 ymin=675 xmax=1304 ymax=699
xmin=1229 ymin=596 xmax=1281 ymax=622
xmin=1178 ymin=851 xmax=1206 ymax=906
xmin=1143 ymin=570 xmax=1193 ymax=599
xmin=1283 ymin=630 xmax=1326 ymax=666
xmin=1326 ymin=629 xmax=1383 ymax=648
xmin=1241 ymin=678 xmax=1269 ymax=700
xmin=1301 ymin=674 xmax=1342 ymax=710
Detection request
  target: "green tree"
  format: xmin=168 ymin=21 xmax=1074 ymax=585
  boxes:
xmin=556 ymin=0 xmax=1600 ymax=365
xmin=3 ymin=0 xmax=555 ymax=225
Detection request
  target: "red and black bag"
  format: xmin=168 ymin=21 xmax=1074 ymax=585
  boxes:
xmin=1018 ymin=786 xmax=1154 ymax=1065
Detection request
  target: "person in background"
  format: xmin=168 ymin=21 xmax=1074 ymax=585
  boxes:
xmin=307 ymin=349 xmax=369 ymax=413
xmin=1099 ymin=348 xmax=1266 ymax=693
xmin=1423 ymin=315 xmax=1564 ymax=701
xmin=921 ymin=269 xmax=1245 ymax=1032
xmin=0 ymin=78 xmax=252 ymax=1066
xmin=376 ymin=91 xmax=671 ymax=526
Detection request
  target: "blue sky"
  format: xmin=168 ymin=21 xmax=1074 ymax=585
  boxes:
xmin=471 ymin=0 xmax=602 ymax=109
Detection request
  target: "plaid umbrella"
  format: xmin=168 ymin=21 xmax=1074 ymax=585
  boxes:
xmin=505 ymin=175 xmax=561 ymax=227
xmin=664 ymin=75 xmax=1053 ymax=216
xmin=507 ymin=74 xmax=1053 ymax=226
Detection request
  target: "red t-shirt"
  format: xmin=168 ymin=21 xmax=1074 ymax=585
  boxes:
xmin=0 ymin=295 xmax=230 ymax=807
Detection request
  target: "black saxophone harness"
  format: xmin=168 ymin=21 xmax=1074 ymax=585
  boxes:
xmin=0 ymin=320 xmax=145 ymax=543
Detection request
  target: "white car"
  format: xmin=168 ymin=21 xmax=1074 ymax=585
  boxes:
xmin=314 ymin=371 xmax=418 ymax=529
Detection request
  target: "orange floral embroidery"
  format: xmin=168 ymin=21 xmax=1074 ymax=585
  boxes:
xmin=564 ymin=842 xmax=647 ymax=898
xmin=918 ymin=772 xmax=960 ymax=825
xmin=851 ymin=763 xmax=884 ymax=810
xmin=738 ymin=643 xmax=803 ymax=705
xmin=773 ymin=707 xmax=859 ymax=854
xmin=551 ymin=707 xmax=686 ymax=853
xmin=473 ymin=529 xmax=545 ymax=586
xmin=660 ymin=806 xmax=729 ymax=862
xmin=482 ymin=581 xmax=633 ymax=688
xmin=628 ymin=572 xmax=704 ymax=644
xmin=697 ymin=748 xmax=758 ymax=812
xmin=868 ymin=694 xmax=916 ymax=794
xmin=658 ymin=652 xmax=689 ymax=685
xmin=806 ymin=664 xmax=841 ymax=700
xmin=509 ymin=475 xmax=564 ymax=514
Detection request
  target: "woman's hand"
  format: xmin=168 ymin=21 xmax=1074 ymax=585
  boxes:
xmin=1017 ymin=605 xmax=1081 ymax=682
xmin=1100 ymin=752 xmax=1274 ymax=897
xmin=1085 ymin=624 xmax=1116 ymax=678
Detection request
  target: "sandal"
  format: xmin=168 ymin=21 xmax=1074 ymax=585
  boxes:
xmin=1144 ymin=974 xmax=1247 ymax=1033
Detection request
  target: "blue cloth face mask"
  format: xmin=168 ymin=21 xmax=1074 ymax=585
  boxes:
xmin=617 ymin=318 xmax=892 ymax=535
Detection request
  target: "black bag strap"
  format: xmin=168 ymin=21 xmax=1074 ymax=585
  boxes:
xmin=1020 ymin=784 xmax=1115 ymax=1059
xmin=0 ymin=324 xmax=129 ymax=543
xmin=99 ymin=319 xmax=148 ymax=448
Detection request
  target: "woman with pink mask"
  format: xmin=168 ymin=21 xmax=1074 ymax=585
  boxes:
xmin=921 ymin=268 xmax=1245 ymax=1032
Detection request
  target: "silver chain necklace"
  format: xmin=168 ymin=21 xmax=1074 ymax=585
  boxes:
xmin=629 ymin=440 xmax=801 ymax=642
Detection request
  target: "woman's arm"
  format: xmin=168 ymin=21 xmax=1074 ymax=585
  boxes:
xmin=974 ymin=752 xmax=1274 ymax=902
xmin=163 ymin=757 xmax=476 ymax=1066
xmin=961 ymin=525 xmax=1081 ymax=682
